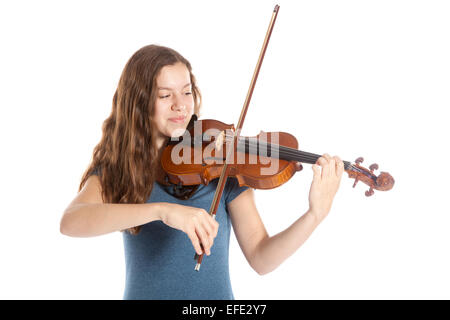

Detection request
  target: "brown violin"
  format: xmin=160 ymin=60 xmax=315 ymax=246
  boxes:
xmin=161 ymin=116 xmax=395 ymax=197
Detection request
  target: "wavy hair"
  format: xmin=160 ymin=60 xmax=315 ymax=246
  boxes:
xmin=78 ymin=44 xmax=202 ymax=235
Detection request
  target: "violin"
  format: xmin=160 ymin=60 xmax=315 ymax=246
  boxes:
xmin=160 ymin=5 xmax=394 ymax=271
xmin=161 ymin=116 xmax=394 ymax=196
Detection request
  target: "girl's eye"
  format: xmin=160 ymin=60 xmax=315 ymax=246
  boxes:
xmin=159 ymin=94 xmax=170 ymax=99
xmin=185 ymin=92 xmax=192 ymax=96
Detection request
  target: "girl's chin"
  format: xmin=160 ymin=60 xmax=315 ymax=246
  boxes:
xmin=167 ymin=126 xmax=187 ymax=138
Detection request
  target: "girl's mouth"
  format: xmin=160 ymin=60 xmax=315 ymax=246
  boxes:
xmin=168 ymin=116 xmax=186 ymax=123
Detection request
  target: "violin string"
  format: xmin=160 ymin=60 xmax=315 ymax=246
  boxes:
xmin=225 ymin=134 xmax=334 ymax=161
xmin=235 ymin=140 xmax=317 ymax=161
xmin=223 ymin=134 xmax=361 ymax=173
xmin=238 ymin=139 xmax=350 ymax=167
xmin=234 ymin=137 xmax=324 ymax=164
xmin=227 ymin=135 xmax=325 ymax=163
xmin=225 ymin=134 xmax=322 ymax=161
xmin=221 ymin=133 xmax=356 ymax=170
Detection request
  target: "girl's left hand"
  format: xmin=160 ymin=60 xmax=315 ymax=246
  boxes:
xmin=307 ymin=153 xmax=344 ymax=222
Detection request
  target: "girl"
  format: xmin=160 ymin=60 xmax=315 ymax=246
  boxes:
xmin=60 ymin=44 xmax=344 ymax=299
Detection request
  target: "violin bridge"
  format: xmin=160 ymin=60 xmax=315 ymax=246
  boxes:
xmin=215 ymin=130 xmax=225 ymax=152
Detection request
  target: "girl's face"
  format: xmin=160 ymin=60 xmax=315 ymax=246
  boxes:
xmin=153 ymin=62 xmax=194 ymax=145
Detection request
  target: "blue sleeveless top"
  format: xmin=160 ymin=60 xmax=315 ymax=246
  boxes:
xmin=91 ymin=169 xmax=248 ymax=300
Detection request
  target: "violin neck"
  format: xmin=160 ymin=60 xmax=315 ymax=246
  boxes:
xmin=237 ymin=137 xmax=352 ymax=170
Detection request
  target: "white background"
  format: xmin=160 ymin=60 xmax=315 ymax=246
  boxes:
xmin=1 ymin=0 xmax=449 ymax=299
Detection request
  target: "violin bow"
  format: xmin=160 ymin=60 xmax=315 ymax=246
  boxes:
xmin=194 ymin=5 xmax=280 ymax=271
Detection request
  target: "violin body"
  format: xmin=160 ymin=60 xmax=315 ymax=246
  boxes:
xmin=161 ymin=119 xmax=301 ymax=189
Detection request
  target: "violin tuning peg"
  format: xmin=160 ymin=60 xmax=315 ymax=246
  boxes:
xmin=369 ymin=163 xmax=379 ymax=172
xmin=365 ymin=187 xmax=374 ymax=197
xmin=355 ymin=157 xmax=364 ymax=164
xmin=352 ymin=177 xmax=359 ymax=188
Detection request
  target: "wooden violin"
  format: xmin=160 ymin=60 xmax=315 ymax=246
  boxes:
xmin=161 ymin=116 xmax=395 ymax=197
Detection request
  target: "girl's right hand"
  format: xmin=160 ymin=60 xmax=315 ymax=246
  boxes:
xmin=158 ymin=203 xmax=219 ymax=256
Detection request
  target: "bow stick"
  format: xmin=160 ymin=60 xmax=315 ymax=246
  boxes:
xmin=195 ymin=4 xmax=280 ymax=271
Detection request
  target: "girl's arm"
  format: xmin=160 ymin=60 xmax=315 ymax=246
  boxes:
xmin=228 ymin=154 xmax=344 ymax=275
xmin=60 ymin=175 xmax=164 ymax=237
xmin=60 ymin=175 xmax=218 ymax=255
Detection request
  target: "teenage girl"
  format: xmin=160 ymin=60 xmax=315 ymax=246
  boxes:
xmin=60 ymin=44 xmax=344 ymax=299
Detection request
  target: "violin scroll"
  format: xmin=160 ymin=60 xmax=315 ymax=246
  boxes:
xmin=346 ymin=156 xmax=394 ymax=197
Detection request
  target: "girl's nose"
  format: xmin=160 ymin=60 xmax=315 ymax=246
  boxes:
xmin=172 ymin=103 xmax=186 ymax=112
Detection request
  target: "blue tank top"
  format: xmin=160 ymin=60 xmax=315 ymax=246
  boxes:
xmin=91 ymin=169 xmax=248 ymax=299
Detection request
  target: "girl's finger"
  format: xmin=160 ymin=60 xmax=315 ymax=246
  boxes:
xmin=328 ymin=158 xmax=336 ymax=177
xmin=201 ymin=218 xmax=216 ymax=247
xmin=318 ymin=156 xmax=329 ymax=178
xmin=209 ymin=218 xmax=219 ymax=238
xmin=187 ymin=227 xmax=203 ymax=255
xmin=201 ymin=216 xmax=214 ymax=237
xmin=195 ymin=224 xmax=211 ymax=255
xmin=334 ymin=156 xmax=344 ymax=177
xmin=312 ymin=163 xmax=321 ymax=182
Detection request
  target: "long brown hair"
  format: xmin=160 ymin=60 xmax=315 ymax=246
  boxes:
xmin=78 ymin=44 xmax=202 ymax=235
